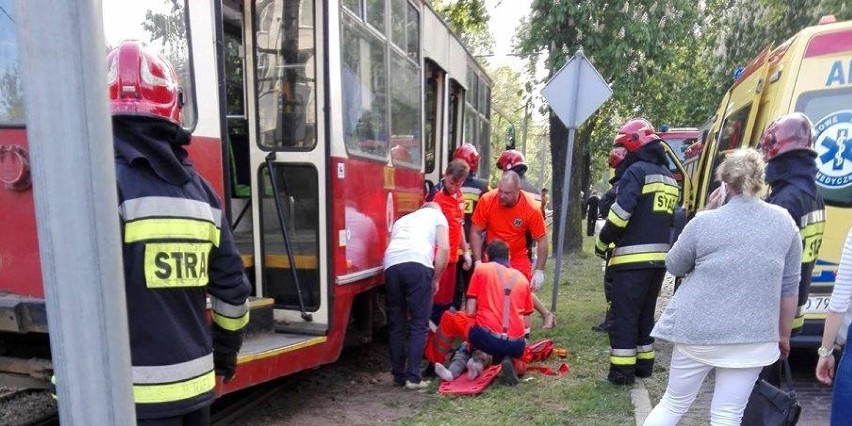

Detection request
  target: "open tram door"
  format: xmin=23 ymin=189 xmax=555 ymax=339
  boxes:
xmin=224 ymin=0 xmax=331 ymax=352
xmin=694 ymin=47 xmax=772 ymax=211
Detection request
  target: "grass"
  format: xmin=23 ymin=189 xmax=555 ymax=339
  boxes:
xmin=397 ymin=236 xmax=635 ymax=426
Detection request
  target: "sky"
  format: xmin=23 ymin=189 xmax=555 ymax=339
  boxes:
xmin=486 ymin=0 xmax=532 ymax=72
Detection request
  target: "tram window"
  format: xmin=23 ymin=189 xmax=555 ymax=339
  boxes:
xmin=406 ymin=3 xmax=419 ymax=60
xmin=478 ymin=79 xmax=489 ymax=115
xmin=718 ymin=104 xmax=751 ymax=151
xmin=448 ymin=80 xmax=463 ymax=149
xmin=390 ymin=0 xmax=405 ymax=49
xmin=342 ymin=0 xmax=361 ymax=17
xmin=479 ymin=119 xmax=491 ymax=173
xmin=424 ymin=64 xmax=441 ymax=174
xmin=467 ymin=68 xmax=479 ymax=111
xmin=0 ymin=0 xmax=25 ymax=126
xmin=224 ymin=32 xmax=245 ymax=117
xmin=253 ymin=0 xmax=317 ymax=150
xmin=259 ymin=164 xmax=321 ymax=311
xmin=102 ymin=0 xmax=197 ymax=130
xmin=366 ymin=0 xmax=385 ymax=34
xmin=464 ymin=104 xmax=478 ymax=146
xmin=341 ymin=13 xmax=389 ymax=160
xmin=389 ymin=52 xmax=420 ymax=169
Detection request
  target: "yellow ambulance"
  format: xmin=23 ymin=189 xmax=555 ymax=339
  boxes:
xmin=687 ymin=16 xmax=852 ymax=346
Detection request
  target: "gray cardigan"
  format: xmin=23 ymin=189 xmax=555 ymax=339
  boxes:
xmin=652 ymin=195 xmax=802 ymax=345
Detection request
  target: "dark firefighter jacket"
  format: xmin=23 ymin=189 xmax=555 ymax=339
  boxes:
xmin=765 ymin=150 xmax=826 ymax=331
xmin=114 ymin=117 xmax=251 ymax=419
xmin=596 ymin=141 xmax=678 ymax=270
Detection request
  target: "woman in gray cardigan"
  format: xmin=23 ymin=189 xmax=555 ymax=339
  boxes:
xmin=644 ymin=148 xmax=802 ymax=426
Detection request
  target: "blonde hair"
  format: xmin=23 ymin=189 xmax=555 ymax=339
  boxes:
xmin=715 ymin=148 xmax=766 ymax=198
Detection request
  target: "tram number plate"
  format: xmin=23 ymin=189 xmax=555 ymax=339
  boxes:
xmin=804 ymin=296 xmax=830 ymax=314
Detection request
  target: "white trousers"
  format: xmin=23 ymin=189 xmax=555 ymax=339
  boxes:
xmin=643 ymin=348 xmax=762 ymax=426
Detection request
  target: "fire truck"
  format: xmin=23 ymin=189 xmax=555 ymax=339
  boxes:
xmin=686 ymin=15 xmax=852 ymax=346
xmin=0 ymin=0 xmax=492 ymax=393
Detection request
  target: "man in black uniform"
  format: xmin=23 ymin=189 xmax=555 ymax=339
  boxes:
xmin=592 ymin=146 xmax=629 ymax=333
xmin=584 ymin=191 xmax=600 ymax=236
xmin=596 ymin=119 xmax=677 ymax=385
xmin=109 ymin=41 xmax=251 ymax=424
xmin=759 ymin=113 xmax=825 ymax=340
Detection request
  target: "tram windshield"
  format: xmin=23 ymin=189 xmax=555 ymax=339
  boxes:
xmin=0 ymin=0 xmax=24 ymax=125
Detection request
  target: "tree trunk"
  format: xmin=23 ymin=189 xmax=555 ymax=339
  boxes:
xmin=549 ymin=112 xmax=583 ymax=254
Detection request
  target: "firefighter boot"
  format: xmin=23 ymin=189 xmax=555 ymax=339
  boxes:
xmin=635 ymin=359 xmax=653 ymax=378
xmin=635 ymin=344 xmax=654 ymax=378
xmin=607 ymin=364 xmax=635 ymax=385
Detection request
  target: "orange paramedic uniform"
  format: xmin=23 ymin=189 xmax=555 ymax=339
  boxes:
xmin=471 ymin=191 xmax=545 ymax=278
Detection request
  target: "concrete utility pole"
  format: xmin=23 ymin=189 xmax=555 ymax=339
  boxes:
xmin=15 ymin=0 xmax=136 ymax=423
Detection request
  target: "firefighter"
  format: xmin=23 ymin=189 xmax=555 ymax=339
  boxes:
xmin=109 ymin=41 xmax=251 ymax=423
xmin=759 ymin=112 xmax=826 ymax=336
xmin=596 ymin=119 xmax=678 ymax=385
xmin=592 ymin=145 xmax=629 ymax=333
xmin=428 ymin=143 xmax=490 ymax=309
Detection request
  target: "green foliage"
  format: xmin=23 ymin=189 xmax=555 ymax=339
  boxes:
xmin=398 ymin=237 xmax=634 ymax=425
xmin=430 ymin=0 xmax=495 ymax=55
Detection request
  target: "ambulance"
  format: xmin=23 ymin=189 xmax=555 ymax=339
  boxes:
xmin=688 ymin=15 xmax=852 ymax=346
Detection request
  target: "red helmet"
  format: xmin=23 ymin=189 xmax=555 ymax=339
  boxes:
xmin=497 ymin=149 xmax=527 ymax=173
xmin=758 ymin=112 xmax=815 ymax=162
xmin=608 ymin=146 xmax=627 ymax=169
xmin=613 ymin=118 xmax=660 ymax=152
xmin=454 ymin=143 xmax=480 ymax=173
xmin=107 ymin=40 xmax=183 ymax=126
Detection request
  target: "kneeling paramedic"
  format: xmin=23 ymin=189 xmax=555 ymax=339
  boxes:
xmin=425 ymin=240 xmax=534 ymax=386
xmin=111 ymin=40 xmax=251 ymax=424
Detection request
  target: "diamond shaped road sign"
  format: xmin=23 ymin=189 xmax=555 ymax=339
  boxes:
xmin=541 ymin=50 xmax=612 ymax=129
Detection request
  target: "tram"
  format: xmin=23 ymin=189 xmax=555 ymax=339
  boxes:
xmin=0 ymin=0 xmax=492 ymax=394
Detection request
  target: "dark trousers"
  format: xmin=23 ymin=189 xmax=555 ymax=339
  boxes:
xmin=586 ymin=217 xmax=597 ymax=236
xmin=385 ymin=262 xmax=433 ymax=384
xmin=608 ymin=268 xmax=665 ymax=382
xmin=468 ymin=325 xmax=525 ymax=359
xmin=602 ymin=265 xmax=615 ymax=328
xmin=453 ymin=255 xmax=473 ymax=310
xmin=138 ymin=407 xmax=210 ymax=426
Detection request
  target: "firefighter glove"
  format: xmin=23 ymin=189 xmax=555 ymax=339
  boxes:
xmin=531 ymin=270 xmax=545 ymax=291
xmin=594 ymin=239 xmax=608 ymax=259
xmin=214 ymin=351 xmax=238 ymax=383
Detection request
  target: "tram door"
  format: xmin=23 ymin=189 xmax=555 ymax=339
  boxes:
xmin=237 ymin=0 xmax=330 ymax=332
xmin=424 ymin=60 xmax=446 ymax=192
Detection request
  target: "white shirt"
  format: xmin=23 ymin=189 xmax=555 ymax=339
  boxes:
xmin=676 ymin=342 xmax=779 ymax=368
xmin=829 ymin=227 xmax=852 ymax=344
xmin=383 ymin=207 xmax=448 ymax=270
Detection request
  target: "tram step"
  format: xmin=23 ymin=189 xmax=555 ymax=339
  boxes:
xmin=275 ymin=320 xmax=327 ymax=336
xmin=245 ymin=297 xmax=275 ymax=336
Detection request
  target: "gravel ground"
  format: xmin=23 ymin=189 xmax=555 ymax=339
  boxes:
xmin=0 ymin=388 xmax=56 ymax=426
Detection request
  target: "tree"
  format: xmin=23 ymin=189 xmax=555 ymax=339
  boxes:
xmin=429 ymin=0 xmax=494 ymax=56
xmin=517 ymin=0 xmax=703 ymax=253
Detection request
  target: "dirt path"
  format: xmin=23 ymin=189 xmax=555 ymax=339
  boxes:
xmin=231 ymin=341 xmax=430 ymax=425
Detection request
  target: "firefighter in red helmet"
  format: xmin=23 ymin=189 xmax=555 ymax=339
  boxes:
xmin=591 ymin=145 xmax=631 ymax=333
xmin=759 ymin=113 xmax=825 ymax=347
xmin=596 ymin=118 xmax=678 ymax=384
xmin=109 ymin=40 xmax=251 ymax=423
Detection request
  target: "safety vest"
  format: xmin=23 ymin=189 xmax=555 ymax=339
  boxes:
xmin=597 ymin=160 xmax=677 ymax=270
xmin=116 ymin=150 xmax=250 ymax=418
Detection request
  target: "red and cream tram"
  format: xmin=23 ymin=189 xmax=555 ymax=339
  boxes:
xmin=0 ymin=0 xmax=492 ymax=394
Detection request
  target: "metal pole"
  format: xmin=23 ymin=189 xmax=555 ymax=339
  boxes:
xmin=551 ymin=126 xmax=576 ymax=312
xmin=550 ymin=51 xmax=583 ymax=312
xmin=15 ymin=1 xmax=136 ymax=423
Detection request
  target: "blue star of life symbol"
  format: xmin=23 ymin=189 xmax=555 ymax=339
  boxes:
xmin=814 ymin=111 xmax=852 ymax=189
xmin=818 ymin=129 xmax=852 ymax=171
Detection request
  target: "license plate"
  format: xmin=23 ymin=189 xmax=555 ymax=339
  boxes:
xmin=804 ymin=295 xmax=830 ymax=314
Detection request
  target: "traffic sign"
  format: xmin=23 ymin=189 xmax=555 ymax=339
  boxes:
xmin=541 ymin=50 xmax=612 ymax=129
